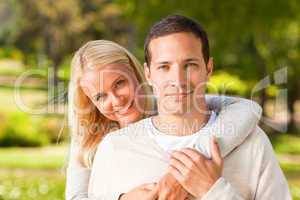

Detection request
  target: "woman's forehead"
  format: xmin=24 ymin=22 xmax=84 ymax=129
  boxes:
xmin=85 ymin=63 xmax=134 ymax=75
xmin=80 ymin=63 xmax=137 ymax=86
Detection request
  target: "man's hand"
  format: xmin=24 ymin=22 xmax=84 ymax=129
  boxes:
xmin=157 ymin=173 xmax=190 ymax=200
xmin=168 ymin=137 xmax=223 ymax=198
xmin=119 ymin=183 xmax=158 ymax=200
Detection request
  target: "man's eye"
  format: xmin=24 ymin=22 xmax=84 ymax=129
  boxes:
xmin=158 ymin=65 xmax=168 ymax=70
xmin=186 ymin=63 xmax=198 ymax=68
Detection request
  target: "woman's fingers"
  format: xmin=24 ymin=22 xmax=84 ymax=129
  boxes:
xmin=170 ymin=150 xmax=197 ymax=171
xmin=146 ymin=184 xmax=159 ymax=200
xmin=180 ymin=148 xmax=206 ymax=167
xmin=168 ymin=165 xmax=184 ymax=184
xmin=210 ymin=136 xmax=223 ymax=168
xmin=142 ymin=183 xmax=157 ymax=190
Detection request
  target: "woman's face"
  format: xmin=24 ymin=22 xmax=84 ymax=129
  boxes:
xmin=80 ymin=63 xmax=145 ymax=127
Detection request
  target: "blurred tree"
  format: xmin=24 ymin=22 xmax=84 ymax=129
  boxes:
xmin=0 ymin=0 xmax=298 ymax=131
xmin=0 ymin=0 xmax=129 ymax=87
xmin=117 ymin=0 xmax=300 ymax=132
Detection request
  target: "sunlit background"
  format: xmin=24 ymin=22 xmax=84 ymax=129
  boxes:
xmin=0 ymin=0 xmax=299 ymax=199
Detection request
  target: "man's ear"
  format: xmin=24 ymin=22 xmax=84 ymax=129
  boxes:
xmin=144 ymin=62 xmax=152 ymax=86
xmin=206 ymin=57 xmax=214 ymax=78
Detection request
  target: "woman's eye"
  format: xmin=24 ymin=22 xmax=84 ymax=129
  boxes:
xmin=96 ymin=95 xmax=105 ymax=101
xmin=116 ymin=80 xmax=125 ymax=86
xmin=95 ymin=94 xmax=106 ymax=101
xmin=115 ymin=79 xmax=126 ymax=88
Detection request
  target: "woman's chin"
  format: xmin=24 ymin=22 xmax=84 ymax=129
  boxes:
xmin=118 ymin=110 xmax=142 ymax=127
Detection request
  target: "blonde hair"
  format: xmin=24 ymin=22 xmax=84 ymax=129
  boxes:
xmin=68 ymin=40 xmax=154 ymax=168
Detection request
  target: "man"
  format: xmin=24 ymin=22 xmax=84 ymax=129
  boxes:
xmin=88 ymin=15 xmax=291 ymax=200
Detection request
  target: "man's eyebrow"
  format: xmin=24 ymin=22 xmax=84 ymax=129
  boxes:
xmin=184 ymin=58 xmax=200 ymax=62
xmin=154 ymin=61 xmax=171 ymax=65
xmin=154 ymin=58 xmax=200 ymax=65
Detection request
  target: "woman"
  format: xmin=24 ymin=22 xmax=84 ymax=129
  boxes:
xmin=66 ymin=40 xmax=261 ymax=200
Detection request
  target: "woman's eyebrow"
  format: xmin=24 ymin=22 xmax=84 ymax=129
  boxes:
xmin=111 ymin=75 xmax=127 ymax=88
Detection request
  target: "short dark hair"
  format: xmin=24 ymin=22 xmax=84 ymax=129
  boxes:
xmin=144 ymin=14 xmax=210 ymax=65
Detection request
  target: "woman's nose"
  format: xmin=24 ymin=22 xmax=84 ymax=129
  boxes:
xmin=110 ymin=92 xmax=125 ymax=108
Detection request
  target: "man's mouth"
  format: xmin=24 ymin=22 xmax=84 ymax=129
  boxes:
xmin=166 ymin=90 xmax=194 ymax=97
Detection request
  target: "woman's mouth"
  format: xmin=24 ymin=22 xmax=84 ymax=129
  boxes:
xmin=115 ymin=100 xmax=135 ymax=115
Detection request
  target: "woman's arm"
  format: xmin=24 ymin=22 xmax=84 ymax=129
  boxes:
xmin=65 ymin=140 xmax=91 ymax=200
xmin=206 ymin=95 xmax=262 ymax=157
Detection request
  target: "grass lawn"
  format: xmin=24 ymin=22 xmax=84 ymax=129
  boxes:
xmin=0 ymin=144 xmax=299 ymax=200
xmin=0 ymin=145 xmax=67 ymax=200
xmin=0 ymin=145 xmax=67 ymax=169
xmin=0 ymin=59 xmax=24 ymax=76
xmin=0 ymin=169 xmax=65 ymax=200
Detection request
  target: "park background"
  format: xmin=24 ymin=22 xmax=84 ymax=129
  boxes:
xmin=0 ymin=0 xmax=299 ymax=199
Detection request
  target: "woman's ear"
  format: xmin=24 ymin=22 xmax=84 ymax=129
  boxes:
xmin=144 ymin=62 xmax=152 ymax=86
xmin=206 ymin=57 xmax=214 ymax=78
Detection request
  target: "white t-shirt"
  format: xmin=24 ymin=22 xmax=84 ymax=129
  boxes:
xmin=145 ymin=112 xmax=216 ymax=159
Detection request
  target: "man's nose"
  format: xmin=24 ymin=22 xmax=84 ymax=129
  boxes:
xmin=169 ymin=65 xmax=188 ymax=88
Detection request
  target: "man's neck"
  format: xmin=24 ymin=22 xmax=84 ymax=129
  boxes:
xmin=152 ymin=102 xmax=210 ymax=136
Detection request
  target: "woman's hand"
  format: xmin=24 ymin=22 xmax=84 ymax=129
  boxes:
xmin=157 ymin=172 xmax=190 ymax=200
xmin=168 ymin=137 xmax=223 ymax=199
xmin=119 ymin=183 xmax=158 ymax=200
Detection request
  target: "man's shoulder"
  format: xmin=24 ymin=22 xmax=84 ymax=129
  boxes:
xmin=238 ymin=126 xmax=274 ymax=156
xmin=248 ymin=126 xmax=272 ymax=147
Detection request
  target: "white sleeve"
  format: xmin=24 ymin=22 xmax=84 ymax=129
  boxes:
xmin=88 ymin=136 xmax=123 ymax=200
xmin=253 ymin=132 xmax=292 ymax=200
xmin=65 ymin=138 xmax=122 ymax=200
xmin=65 ymin=140 xmax=91 ymax=200
xmin=200 ymin=130 xmax=292 ymax=200
xmin=205 ymin=95 xmax=262 ymax=157
xmin=200 ymin=177 xmax=245 ymax=200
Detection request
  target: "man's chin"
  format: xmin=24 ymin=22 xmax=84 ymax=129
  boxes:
xmin=160 ymin=103 xmax=192 ymax=115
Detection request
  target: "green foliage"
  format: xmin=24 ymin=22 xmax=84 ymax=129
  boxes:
xmin=58 ymin=56 xmax=72 ymax=81
xmin=0 ymin=48 xmax=24 ymax=61
xmin=39 ymin=116 xmax=69 ymax=144
xmin=0 ymin=88 xmax=69 ymax=146
xmin=208 ymin=71 xmax=248 ymax=96
xmin=270 ymin=133 xmax=300 ymax=155
xmin=0 ymin=112 xmax=68 ymax=147
xmin=0 ymin=112 xmax=49 ymax=147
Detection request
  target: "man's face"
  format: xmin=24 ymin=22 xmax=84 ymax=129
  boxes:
xmin=144 ymin=32 xmax=213 ymax=115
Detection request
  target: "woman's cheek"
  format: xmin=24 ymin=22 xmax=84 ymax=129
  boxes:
xmin=97 ymin=101 xmax=111 ymax=115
